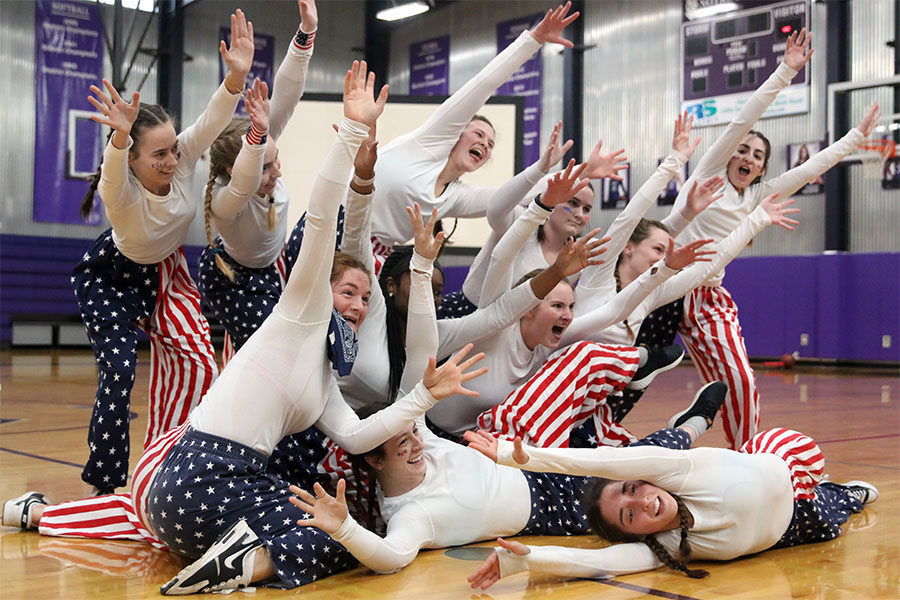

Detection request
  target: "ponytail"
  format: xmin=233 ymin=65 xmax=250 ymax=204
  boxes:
xmin=80 ymin=159 xmax=104 ymax=219
xmin=267 ymin=197 xmax=277 ymax=231
xmin=204 ymin=170 xmax=236 ymax=281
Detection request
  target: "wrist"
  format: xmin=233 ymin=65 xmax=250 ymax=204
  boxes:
xmin=533 ymin=195 xmax=553 ymax=213
xmin=352 ymin=172 xmax=375 ymax=186
xmin=224 ymin=73 xmax=246 ymax=95
xmin=247 ymin=123 xmax=268 ymax=146
xmin=294 ymin=27 xmax=316 ymax=50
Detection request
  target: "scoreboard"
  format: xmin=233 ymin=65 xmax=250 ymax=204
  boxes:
xmin=681 ymin=0 xmax=810 ymax=126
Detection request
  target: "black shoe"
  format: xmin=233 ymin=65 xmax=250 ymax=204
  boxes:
xmin=668 ymin=381 xmax=728 ymax=429
xmin=839 ymin=481 xmax=879 ymax=505
xmin=160 ymin=519 xmax=262 ymax=595
xmin=627 ymin=345 xmax=685 ymax=390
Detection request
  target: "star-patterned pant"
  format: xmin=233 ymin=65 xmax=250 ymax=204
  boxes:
xmin=146 ymin=427 xmax=356 ymax=589
xmin=569 ymin=299 xmax=685 ymax=448
xmin=520 ymin=428 xmax=692 ymax=536
xmin=72 ymin=231 xmax=218 ymax=490
xmin=436 ymin=289 xmax=478 ymax=319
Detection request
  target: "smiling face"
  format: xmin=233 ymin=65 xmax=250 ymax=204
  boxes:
xmin=368 ymin=421 xmax=427 ymax=495
xmin=129 ymin=121 xmax=179 ymax=195
xmin=599 ymin=479 xmax=681 ymax=536
xmin=544 ymin=185 xmax=594 ymax=239
xmin=256 ymin=140 xmax=281 ymax=197
xmin=726 ymin=133 xmax=769 ymax=191
xmin=519 ymin=282 xmax=575 ymax=350
xmin=330 ymin=267 xmax=371 ymax=332
xmin=447 ymin=119 xmax=496 ymax=174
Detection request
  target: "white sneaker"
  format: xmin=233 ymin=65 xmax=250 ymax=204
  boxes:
xmin=840 ymin=481 xmax=879 ymax=505
xmin=3 ymin=491 xmax=48 ymax=530
xmin=160 ymin=519 xmax=262 ymax=595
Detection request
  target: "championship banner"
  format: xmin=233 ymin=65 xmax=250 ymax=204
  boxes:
xmin=410 ymin=35 xmax=449 ymax=96
xmin=680 ymin=0 xmax=810 ymax=126
xmin=218 ymin=27 xmax=275 ymax=116
xmin=34 ymin=0 xmax=105 ymax=225
xmin=497 ymin=15 xmax=542 ymax=167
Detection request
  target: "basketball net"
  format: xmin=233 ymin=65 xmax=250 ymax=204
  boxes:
xmin=858 ymin=140 xmax=896 ymax=179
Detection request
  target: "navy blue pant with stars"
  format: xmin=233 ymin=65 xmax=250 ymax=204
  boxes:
xmin=72 ymin=231 xmax=217 ymax=490
xmin=197 ymin=206 xmax=345 ymax=355
xmin=146 ymin=427 xmax=356 ymax=589
xmin=520 ymin=428 xmax=693 ymax=536
xmin=774 ymin=482 xmax=864 ymax=548
xmin=436 ymin=289 xmax=478 ymax=319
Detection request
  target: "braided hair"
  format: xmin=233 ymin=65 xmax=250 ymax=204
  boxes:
xmin=378 ymin=246 xmax=443 ymax=404
xmin=345 ymin=403 xmax=391 ymax=535
xmin=583 ymin=477 xmax=710 ymax=579
xmin=80 ymin=102 xmax=173 ymax=219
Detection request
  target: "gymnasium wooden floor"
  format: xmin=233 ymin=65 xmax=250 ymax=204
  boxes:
xmin=1 ymin=347 xmax=898 ymax=599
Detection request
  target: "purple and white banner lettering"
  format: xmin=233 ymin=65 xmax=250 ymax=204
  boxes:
xmin=219 ymin=28 xmax=275 ymax=116
xmin=34 ymin=0 xmax=105 ymax=225
xmin=497 ymin=15 xmax=542 ymax=166
xmin=410 ymin=35 xmax=449 ymax=96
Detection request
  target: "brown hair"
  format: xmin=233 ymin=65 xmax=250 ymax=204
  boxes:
xmin=470 ymin=114 xmax=494 ymax=131
xmin=746 ymin=130 xmax=772 ymax=185
xmin=80 ymin=102 xmax=173 ymax=219
xmin=583 ymin=477 xmax=709 ymax=579
xmin=331 ymin=251 xmax=368 ymax=284
xmin=614 ymin=218 xmax=669 ymax=339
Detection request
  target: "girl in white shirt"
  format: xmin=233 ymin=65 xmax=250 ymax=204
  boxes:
xmin=464 ymin=428 xmax=878 ymax=587
xmin=71 ymin=10 xmax=254 ymax=494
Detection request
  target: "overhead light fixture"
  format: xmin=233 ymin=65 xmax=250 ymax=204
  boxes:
xmin=688 ymin=2 xmax=739 ymax=20
xmin=377 ymin=0 xmax=430 ymax=22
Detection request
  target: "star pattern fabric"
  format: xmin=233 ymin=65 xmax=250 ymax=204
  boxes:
xmin=775 ymin=482 xmax=864 ymax=548
xmin=436 ymin=289 xmax=478 ymax=319
xmin=146 ymin=427 xmax=356 ymax=589
xmin=72 ymin=230 xmax=217 ymax=490
xmin=520 ymin=428 xmax=692 ymax=536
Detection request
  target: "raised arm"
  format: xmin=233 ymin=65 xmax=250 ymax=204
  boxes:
xmin=290 ymin=480 xmax=435 ymax=574
xmin=88 ymin=80 xmax=142 ymax=209
xmin=268 ymin=0 xmax=318 ymax=140
xmin=761 ymin=101 xmax=878 ymax=199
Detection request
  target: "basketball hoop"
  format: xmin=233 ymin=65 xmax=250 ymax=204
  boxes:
xmin=858 ymin=140 xmax=896 ymax=179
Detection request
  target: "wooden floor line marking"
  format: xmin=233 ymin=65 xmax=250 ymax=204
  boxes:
xmin=594 ymin=577 xmax=705 ymax=599
xmin=0 ymin=446 xmax=84 ymax=469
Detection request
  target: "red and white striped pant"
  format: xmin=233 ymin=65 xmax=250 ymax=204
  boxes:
xmin=740 ymin=428 xmax=825 ymax=501
xmin=477 ymin=341 xmax=641 ymax=448
xmin=370 ymin=236 xmax=392 ymax=276
xmin=681 ymin=285 xmax=758 ymax=450
xmin=144 ymin=251 xmax=218 ymax=447
xmin=38 ymin=422 xmax=191 ymax=548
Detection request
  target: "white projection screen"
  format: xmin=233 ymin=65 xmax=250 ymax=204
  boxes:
xmin=277 ymin=94 xmax=523 ymax=249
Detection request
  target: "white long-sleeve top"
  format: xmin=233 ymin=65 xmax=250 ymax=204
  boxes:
xmin=209 ymin=37 xmax=314 ymax=268
xmin=190 ymin=119 xmax=439 ymax=457
xmin=329 ymin=415 xmax=533 ymax=574
xmin=99 ymin=83 xmax=241 ymax=264
xmin=494 ymin=439 xmax=794 ymax=578
xmin=370 ymin=30 xmax=542 ymax=247
xmin=338 ymin=186 xmax=542 ymax=409
xmin=667 ymin=62 xmax=865 ymax=287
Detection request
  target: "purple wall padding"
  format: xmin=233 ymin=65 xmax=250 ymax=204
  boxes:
xmin=2 ymin=233 xmax=897 ymax=362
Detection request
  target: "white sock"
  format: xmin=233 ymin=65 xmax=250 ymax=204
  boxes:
xmin=679 ymin=416 xmax=708 ymax=442
xmin=637 ymin=347 xmax=649 ymax=367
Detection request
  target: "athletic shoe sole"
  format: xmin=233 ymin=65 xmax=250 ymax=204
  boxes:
xmin=840 ymin=480 xmax=879 ymax=505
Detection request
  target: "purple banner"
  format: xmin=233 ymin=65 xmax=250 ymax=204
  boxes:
xmin=219 ymin=28 xmax=275 ymax=116
xmin=409 ymin=35 xmax=449 ymax=96
xmin=497 ymin=15 xmax=542 ymax=166
xmin=34 ymin=0 xmax=105 ymax=225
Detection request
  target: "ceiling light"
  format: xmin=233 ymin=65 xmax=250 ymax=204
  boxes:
xmin=377 ymin=1 xmax=430 ymax=22
xmin=688 ymin=2 xmax=739 ymax=20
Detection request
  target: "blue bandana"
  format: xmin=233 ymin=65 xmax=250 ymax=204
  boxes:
xmin=327 ymin=308 xmax=358 ymax=376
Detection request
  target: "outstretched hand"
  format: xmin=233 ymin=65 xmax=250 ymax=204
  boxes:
xmin=552 ymin=228 xmax=610 ymax=277
xmin=541 ymin=159 xmax=590 ymax=207
xmin=538 ymin=121 xmax=573 ymax=173
xmin=672 ymin=110 xmax=701 ymax=158
xmin=529 ymin=2 xmax=579 ymax=47
xmin=406 ymin=203 xmax=445 ymax=261
xmin=856 ymin=101 xmax=880 ymax=137
xmin=782 ymin=27 xmax=813 ymax=71
xmin=423 ymin=343 xmax=488 ymax=401
xmin=467 ymin=538 xmax=531 ymax=590
xmin=664 ymin=237 xmax=715 ymax=271
xmin=88 ymin=79 xmax=140 ymax=139
xmin=298 ymin=0 xmax=318 ymax=32
xmin=683 ymin=175 xmax=724 ymax=220
xmin=353 ymin=124 xmax=378 ymax=179
xmin=244 ymin=79 xmax=270 ymax=134
xmin=343 ymin=60 xmax=389 ymax=128
xmin=463 ymin=429 xmax=500 ymax=462
xmin=221 ymin=9 xmax=255 ymax=93
xmin=289 ymin=481 xmax=347 ymax=536
xmin=760 ymin=193 xmax=800 ymax=231
xmin=582 ymin=138 xmax=628 ymax=181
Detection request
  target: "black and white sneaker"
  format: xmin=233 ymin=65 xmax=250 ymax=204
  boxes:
xmin=668 ymin=381 xmax=728 ymax=429
xmin=160 ymin=519 xmax=263 ymax=595
xmin=2 ymin=491 xmax=48 ymax=530
xmin=627 ymin=345 xmax=685 ymax=390
xmin=840 ymin=481 xmax=879 ymax=505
